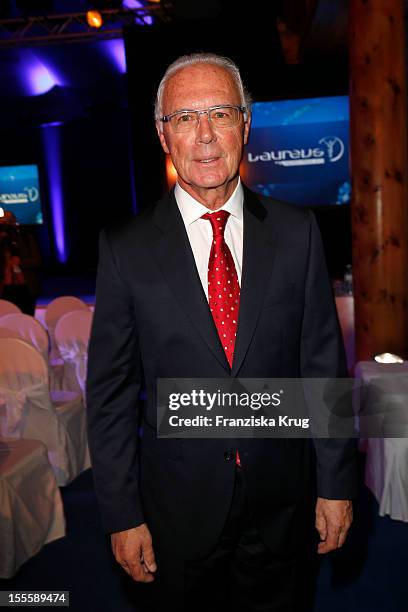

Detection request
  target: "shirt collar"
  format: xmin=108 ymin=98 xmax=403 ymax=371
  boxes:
xmin=175 ymin=178 xmax=244 ymax=227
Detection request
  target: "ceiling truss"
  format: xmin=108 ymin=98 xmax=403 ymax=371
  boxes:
xmin=0 ymin=5 xmax=173 ymax=47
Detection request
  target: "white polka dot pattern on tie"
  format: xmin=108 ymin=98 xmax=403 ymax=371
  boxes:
xmin=202 ymin=210 xmax=240 ymax=368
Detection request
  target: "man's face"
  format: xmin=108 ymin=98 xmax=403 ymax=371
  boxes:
xmin=156 ymin=63 xmax=250 ymax=201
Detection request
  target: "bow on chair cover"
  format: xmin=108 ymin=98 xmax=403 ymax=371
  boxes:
xmin=0 ymin=382 xmax=62 ymax=464
xmin=0 ymin=382 xmax=48 ymax=437
xmin=58 ymin=340 xmax=88 ymax=396
xmin=0 ymin=337 xmax=89 ymax=486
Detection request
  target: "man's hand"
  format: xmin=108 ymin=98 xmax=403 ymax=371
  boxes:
xmin=111 ymin=523 xmax=157 ymax=582
xmin=315 ymin=498 xmax=353 ymax=554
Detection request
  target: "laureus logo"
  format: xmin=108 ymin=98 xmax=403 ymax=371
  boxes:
xmin=318 ymin=136 xmax=345 ymax=163
xmin=0 ymin=186 xmax=39 ymax=205
xmin=247 ymin=135 xmax=345 ymax=167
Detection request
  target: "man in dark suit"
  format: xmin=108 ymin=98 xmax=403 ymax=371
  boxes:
xmin=87 ymin=53 xmax=357 ymax=611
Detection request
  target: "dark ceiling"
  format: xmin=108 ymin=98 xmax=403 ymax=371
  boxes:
xmin=0 ymin=0 xmax=381 ymax=131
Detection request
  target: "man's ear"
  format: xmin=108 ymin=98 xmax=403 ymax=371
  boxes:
xmin=156 ymin=122 xmax=170 ymax=154
xmin=243 ymin=112 xmax=251 ymax=145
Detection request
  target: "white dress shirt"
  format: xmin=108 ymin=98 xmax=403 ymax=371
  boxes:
xmin=175 ymin=180 xmax=244 ymax=299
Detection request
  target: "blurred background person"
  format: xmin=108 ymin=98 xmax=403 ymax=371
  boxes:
xmin=0 ymin=210 xmax=41 ymax=314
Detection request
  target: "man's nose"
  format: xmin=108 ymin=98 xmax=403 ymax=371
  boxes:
xmin=195 ymin=113 xmax=216 ymax=144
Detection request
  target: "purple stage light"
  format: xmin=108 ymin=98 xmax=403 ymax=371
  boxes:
xmin=123 ymin=0 xmax=142 ymax=8
xmin=40 ymin=121 xmax=64 ymax=128
xmin=102 ymin=38 xmax=127 ymax=74
xmin=24 ymin=51 xmax=63 ymax=96
xmin=122 ymin=0 xmax=153 ymax=25
xmin=41 ymin=126 xmax=67 ymax=263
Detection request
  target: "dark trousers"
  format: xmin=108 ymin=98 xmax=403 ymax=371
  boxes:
xmin=143 ymin=467 xmax=312 ymax=612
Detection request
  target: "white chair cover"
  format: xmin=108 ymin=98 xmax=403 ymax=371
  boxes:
xmin=0 ymin=299 xmax=21 ymax=317
xmin=0 ymin=437 xmax=65 ymax=578
xmin=0 ymin=385 xmax=33 ymax=437
xmin=0 ymin=338 xmax=90 ymax=486
xmin=0 ymin=326 xmax=21 ymax=340
xmin=355 ymin=361 xmax=408 ymax=522
xmin=55 ymin=310 xmax=93 ymax=396
xmin=45 ymin=296 xmax=89 ymax=363
xmin=0 ymin=313 xmax=49 ymax=363
xmin=0 ymin=313 xmax=63 ymax=390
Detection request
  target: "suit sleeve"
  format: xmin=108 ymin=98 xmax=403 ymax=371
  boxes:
xmin=300 ymin=211 xmax=358 ymax=500
xmin=86 ymin=229 xmax=145 ymax=533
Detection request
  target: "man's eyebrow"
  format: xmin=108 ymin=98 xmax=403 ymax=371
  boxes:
xmin=167 ymin=104 xmax=238 ymax=115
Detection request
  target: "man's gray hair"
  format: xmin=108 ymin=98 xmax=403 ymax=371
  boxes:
xmin=154 ymin=52 xmax=252 ymax=124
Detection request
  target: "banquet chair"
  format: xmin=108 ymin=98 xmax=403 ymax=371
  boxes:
xmin=0 ymin=299 xmax=21 ymax=317
xmin=0 ymin=326 xmax=21 ymax=340
xmin=0 ymin=337 xmax=90 ymax=486
xmin=0 ymin=437 xmax=65 ymax=578
xmin=54 ymin=310 xmax=93 ymax=397
xmin=0 ymin=313 xmax=64 ymax=390
xmin=45 ymin=296 xmax=89 ymax=363
xmin=0 ymin=313 xmax=49 ymax=362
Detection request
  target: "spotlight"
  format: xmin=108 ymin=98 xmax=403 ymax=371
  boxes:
xmin=86 ymin=9 xmax=103 ymax=28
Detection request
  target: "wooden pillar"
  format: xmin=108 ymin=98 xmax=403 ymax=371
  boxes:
xmin=349 ymin=0 xmax=408 ymax=361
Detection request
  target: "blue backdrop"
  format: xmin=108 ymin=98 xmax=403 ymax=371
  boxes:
xmin=241 ymin=96 xmax=350 ymax=206
xmin=0 ymin=164 xmax=43 ymax=224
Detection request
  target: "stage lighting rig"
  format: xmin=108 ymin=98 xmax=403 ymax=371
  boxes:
xmin=0 ymin=1 xmax=173 ymax=46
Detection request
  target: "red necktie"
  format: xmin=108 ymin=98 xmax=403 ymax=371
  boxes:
xmin=202 ymin=210 xmax=240 ymax=368
xmin=202 ymin=211 xmax=242 ymax=468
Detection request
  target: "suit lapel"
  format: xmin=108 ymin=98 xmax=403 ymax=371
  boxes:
xmin=151 ymin=190 xmax=230 ymax=372
xmin=231 ymin=187 xmax=279 ymax=376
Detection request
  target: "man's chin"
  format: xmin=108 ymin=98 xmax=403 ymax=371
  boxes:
xmin=184 ymin=172 xmax=234 ymax=190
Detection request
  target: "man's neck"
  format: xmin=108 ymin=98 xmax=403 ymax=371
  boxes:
xmin=177 ymin=178 xmax=239 ymax=211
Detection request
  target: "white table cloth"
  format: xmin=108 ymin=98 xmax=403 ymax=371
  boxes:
xmin=355 ymin=361 xmax=408 ymax=522
xmin=0 ymin=438 xmax=65 ymax=578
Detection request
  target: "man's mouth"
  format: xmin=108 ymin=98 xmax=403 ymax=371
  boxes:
xmin=196 ymin=157 xmax=219 ymax=164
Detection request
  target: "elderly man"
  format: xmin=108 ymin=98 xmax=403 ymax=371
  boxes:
xmin=87 ymin=53 xmax=356 ymax=611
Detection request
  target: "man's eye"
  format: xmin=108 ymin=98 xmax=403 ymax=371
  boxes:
xmin=176 ymin=113 xmax=195 ymax=124
xmin=213 ymin=111 xmax=228 ymax=119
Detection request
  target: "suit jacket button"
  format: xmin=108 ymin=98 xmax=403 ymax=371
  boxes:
xmin=224 ymin=451 xmax=235 ymax=462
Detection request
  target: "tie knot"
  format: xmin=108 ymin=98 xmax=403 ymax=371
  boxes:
xmin=201 ymin=210 xmax=230 ymax=237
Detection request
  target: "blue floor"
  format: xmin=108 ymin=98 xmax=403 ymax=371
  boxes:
xmin=1 ymin=458 xmax=407 ymax=612
xmin=314 ymin=482 xmax=408 ymax=612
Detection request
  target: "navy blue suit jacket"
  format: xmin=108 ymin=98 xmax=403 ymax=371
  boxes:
xmin=86 ymin=185 xmax=357 ymax=559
